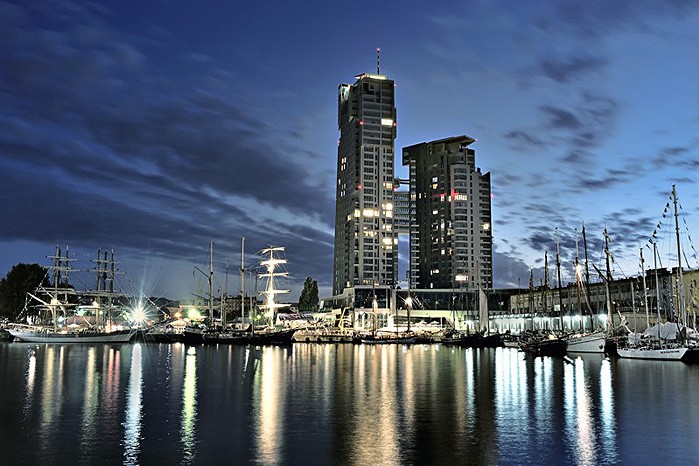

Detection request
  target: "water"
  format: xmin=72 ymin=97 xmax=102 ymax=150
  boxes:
xmin=1 ymin=342 xmax=699 ymax=465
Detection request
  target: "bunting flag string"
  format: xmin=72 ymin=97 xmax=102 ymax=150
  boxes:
xmin=681 ymin=214 xmax=699 ymax=268
xmin=647 ymin=201 xmax=671 ymax=247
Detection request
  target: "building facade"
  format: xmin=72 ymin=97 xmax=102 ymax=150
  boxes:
xmin=402 ymin=136 xmax=492 ymax=291
xmin=333 ymin=73 xmax=398 ymax=295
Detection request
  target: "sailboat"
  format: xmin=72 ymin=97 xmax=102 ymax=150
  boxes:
xmin=617 ymin=185 xmax=699 ymax=362
xmin=181 ymin=241 xmax=219 ymax=345
xmin=8 ymin=246 xmax=135 ymax=343
xmin=474 ymin=285 xmax=503 ymax=348
xmin=246 ymin=246 xmax=297 ymax=345
xmin=566 ymin=225 xmax=606 ymax=353
xmin=359 ymin=285 xmax=417 ymax=344
xmin=519 ymin=251 xmax=568 ymax=357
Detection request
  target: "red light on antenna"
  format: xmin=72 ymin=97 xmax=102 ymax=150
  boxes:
xmin=359 ymin=120 xmax=364 ymax=125
xmin=358 ymin=185 xmax=363 ymax=190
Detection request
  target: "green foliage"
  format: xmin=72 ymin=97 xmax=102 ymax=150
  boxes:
xmin=298 ymin=277 xmax=319 ymax=312
xmin=0 ymin=263 xmax=49 ymax=321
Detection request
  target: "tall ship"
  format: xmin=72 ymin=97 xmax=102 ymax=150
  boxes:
xmin=8 ymin=246 xmax=135 ymax=344
xmin=249 ymin=246 xmax=297 ymax=344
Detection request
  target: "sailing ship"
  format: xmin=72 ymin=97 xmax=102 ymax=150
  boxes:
xmin=617 ymin=185 xmax=699 ymax=362
xmin=8 ymin=246 xmax=135 ymax=344
xmin=566 ymin=225 xmax=606 ymax=353
xmin=246 ymin=246 xmax=297 ymax=344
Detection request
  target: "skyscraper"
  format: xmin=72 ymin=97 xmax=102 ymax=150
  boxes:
xmin=333 ymin=72 xmax=397 ymax=295
xmin=402 ymin=136 xmax=492 ymax=290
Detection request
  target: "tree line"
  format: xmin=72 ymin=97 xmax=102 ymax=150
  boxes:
xmin=0 ymin=263 xmax=49 ymax=321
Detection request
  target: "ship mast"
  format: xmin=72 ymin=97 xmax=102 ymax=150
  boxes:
xmin=672 ymin=184 xmax=687 ymax=328
xmin=555 ymin=227 xmax=564 ymax=332
xmin=240 ymin=237 xmax=245 ymax=330
xmin=259 ymin=247 xmax=289 ymax=329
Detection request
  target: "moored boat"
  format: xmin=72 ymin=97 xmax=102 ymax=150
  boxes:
xmin=440 ymin=331 xmax=480 ymax=347
xmin=9 ymin=246 xmax=137 ymax=345
xmin=519 ymin=332 xmax=568 ymax=357
xmin=565 ymin=330 xmax=606 ymax=353
xmin=8 ymin=324 xmax=135 ymax=343
xmin=359 ymin=331 xmax=417 ymax=344
xmin=616 ymin=343 xmax=696 ymax=361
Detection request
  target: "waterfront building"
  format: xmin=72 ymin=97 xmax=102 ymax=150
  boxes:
xmin=402 ymin=136 xmax=493 ymax=291
xmin=333 ymin=71 xmax=397 ymax=295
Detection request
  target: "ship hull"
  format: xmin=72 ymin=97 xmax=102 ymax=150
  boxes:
xmin=8 ymin=327 xmax=135 ymax=344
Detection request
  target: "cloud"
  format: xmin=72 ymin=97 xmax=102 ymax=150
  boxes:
xmin=538 ymin=54 xmax=608 ymax=83
xmin=0 ymin=1 xmax=336 ymax=295
xmin=503 ymin=130 xmax=547 ymax=148
xmin=540 ymin=105 xmax=582 ymax=130
xmin=493 ymin=249 xmax=535 ymax=288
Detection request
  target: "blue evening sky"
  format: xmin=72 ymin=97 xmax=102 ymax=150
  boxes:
xmin=2 ymin=0 xmax=699 ymax=300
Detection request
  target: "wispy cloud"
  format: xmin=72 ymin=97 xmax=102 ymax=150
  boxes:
xmin=0 ymin=1 xmax=335 ymax=292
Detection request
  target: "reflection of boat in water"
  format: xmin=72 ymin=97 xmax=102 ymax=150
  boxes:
xmin=439 ymin=330 xmax=503 ymax=348
xmin=294 ymin=326 xmax=356 ymax=343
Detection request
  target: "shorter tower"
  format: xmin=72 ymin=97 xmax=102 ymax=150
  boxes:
xmin=402 ymin=136 xmax=492 ymax=290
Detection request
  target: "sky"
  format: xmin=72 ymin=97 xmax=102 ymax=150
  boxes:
xmin=2 ymin=0 xmax=699 ymax=302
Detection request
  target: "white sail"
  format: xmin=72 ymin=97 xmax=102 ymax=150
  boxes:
xmin=259 ymin=246 xmax=290 ymax=327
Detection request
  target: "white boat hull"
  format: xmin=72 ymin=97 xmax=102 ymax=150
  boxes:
xmin=617 ymin=346 xmax=688 ymax=361
xmin=8 ymin=327 xmax=135 ymax=344
xmin=566 ymin=332 xmax=606 ymax=353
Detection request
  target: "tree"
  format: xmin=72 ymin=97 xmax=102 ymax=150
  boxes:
xmin=0 ymin=263 xmax=49 ymax=321
xmin=298 ymin=277 xmax=319 ymax=312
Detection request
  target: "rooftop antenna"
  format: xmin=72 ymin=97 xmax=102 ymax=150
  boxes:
xmin=377 ymin=47 xmax=380 ymax=74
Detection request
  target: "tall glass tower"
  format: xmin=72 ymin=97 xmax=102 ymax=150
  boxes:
xmin=333 ymin=71 xmax=397 ymax=295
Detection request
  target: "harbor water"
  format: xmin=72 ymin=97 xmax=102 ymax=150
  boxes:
xmin=1 ymin=342 xmax=699 ymax=465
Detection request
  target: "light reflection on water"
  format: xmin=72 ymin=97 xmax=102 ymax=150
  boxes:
xmin=181 ymin=345 xmax=197 ymax=464
xmin=22 ymin=347 xmax=36 ymax=418
xmin=599 ymin=357 xmax=617 ymax=464
xmin=254 ymin=346 xmax=284 ymax=464
xmin=564 ymin=356 xmax=596 ymax=466
xmin=79 ymin=346 xmax=98 ymax=460
xmin=122 ymin=343 xmax=143 ymax=465
xmin=3 ymin=343 xmax=699 ymax=464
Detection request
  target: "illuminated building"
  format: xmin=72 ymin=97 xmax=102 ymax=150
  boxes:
xmin=333 ymin=71 xmax=397 ymax=295
xmin=402 ymin=136 xmax=492 ymax=290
